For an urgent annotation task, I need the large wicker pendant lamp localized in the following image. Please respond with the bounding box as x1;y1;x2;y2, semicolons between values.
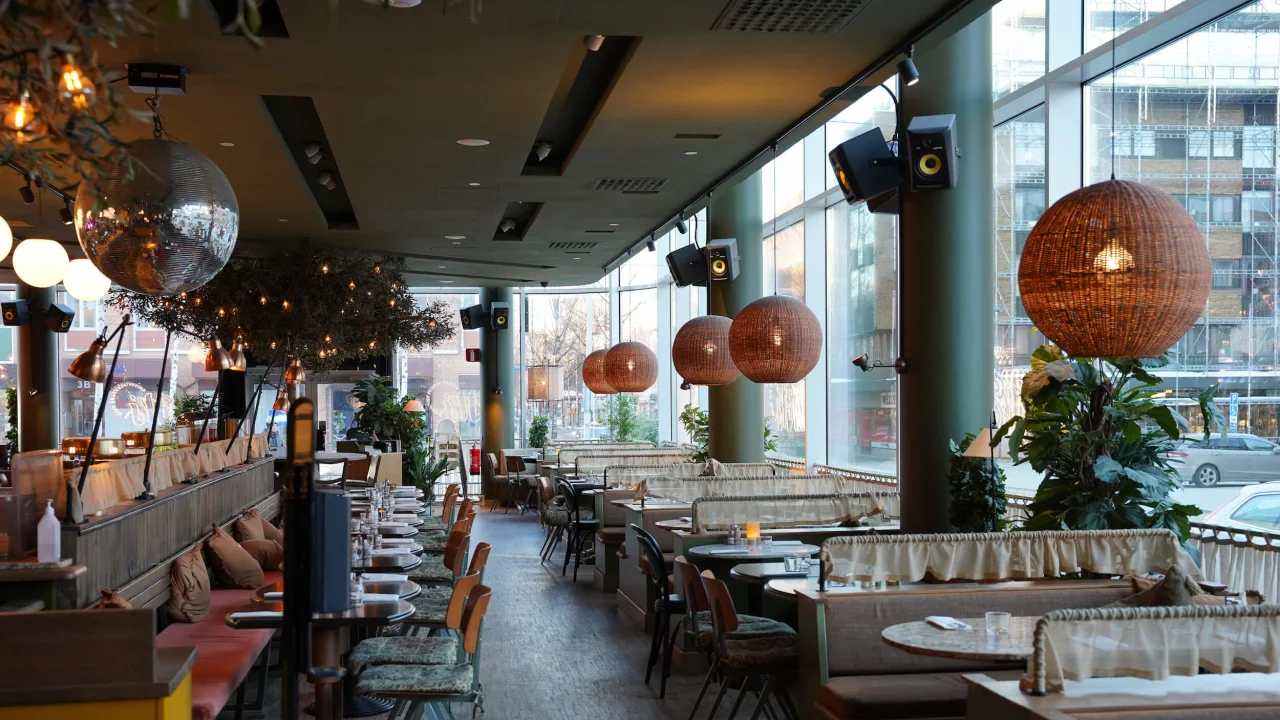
604;341;658;392
1017;179;1210;359
582;349;616;395
673;315;740;386
728;295;822;383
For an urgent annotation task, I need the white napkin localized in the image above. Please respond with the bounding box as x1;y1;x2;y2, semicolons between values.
231;611;283;619
378;522;409;528
380;538;414;546
263;591;284;600
360;573;408;583
371;548;407;556
360;593;401;603
710;547;750;555
772;540;803;546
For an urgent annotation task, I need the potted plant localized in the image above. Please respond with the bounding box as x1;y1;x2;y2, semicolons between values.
173;392;209;427
405;435;450;506
995;345;1222;542
679;404;711;463
528;415;550;451
948;432;1008;533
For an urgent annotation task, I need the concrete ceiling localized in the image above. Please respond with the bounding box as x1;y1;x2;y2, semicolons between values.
0;0;991;287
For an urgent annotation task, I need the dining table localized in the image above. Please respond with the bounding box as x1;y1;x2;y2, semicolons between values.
729;561;816;615
351;553;422;573
254;578;422;602
880;616;1037;663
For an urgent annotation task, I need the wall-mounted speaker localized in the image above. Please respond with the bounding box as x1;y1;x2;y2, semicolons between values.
459;304;486;330
489;302;510;330
828;128;899;214
706;238;739;282
44;303;75;333
907;114;959;191
666;243;707;288
1;299;29;327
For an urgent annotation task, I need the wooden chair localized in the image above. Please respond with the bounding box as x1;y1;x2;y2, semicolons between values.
356;585;494;719
504;455;539;515
485;452;509;511
702;575;799;719
538;476;568;562
421;485;459;532
350;564;488;668
343;455;372;483
408;529;470;588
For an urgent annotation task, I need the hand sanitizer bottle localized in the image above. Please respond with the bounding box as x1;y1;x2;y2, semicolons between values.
37;500;60;563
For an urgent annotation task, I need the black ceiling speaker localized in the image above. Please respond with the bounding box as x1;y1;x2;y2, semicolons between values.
459;304;487;330
44;303;75;333
707;238;740;282
489;302;510;331
907;114;959;191
1;299;29;327
666;243;707;288
828;128;899;214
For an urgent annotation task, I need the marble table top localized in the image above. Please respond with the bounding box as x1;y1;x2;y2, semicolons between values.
881;616;1037;663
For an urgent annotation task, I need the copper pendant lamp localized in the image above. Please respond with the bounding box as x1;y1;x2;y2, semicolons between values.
68;336;108;383
228;339;248;371
728;295;822;383
272;392;290;412
1017;179;1209;358
283;358;307;386
672;315;740;386
204;339;233;372
582;349;616;395
604;341;658;393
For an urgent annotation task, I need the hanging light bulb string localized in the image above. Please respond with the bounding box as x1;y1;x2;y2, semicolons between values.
1110;0;1117;182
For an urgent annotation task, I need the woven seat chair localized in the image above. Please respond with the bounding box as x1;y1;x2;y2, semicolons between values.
408;529;469;587
355;584;493;720
699;575;798;720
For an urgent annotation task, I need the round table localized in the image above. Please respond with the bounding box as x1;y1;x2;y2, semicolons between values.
352;553;422;573
729;561;813;615
253;579;422;602
881;616;1037;663
352;525;419;538
655;518;692;531
686;543;820;561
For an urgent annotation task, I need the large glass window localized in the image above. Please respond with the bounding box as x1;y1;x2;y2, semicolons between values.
992;0;1046;100
401;292;482;442
1085;0;1187;53
523;292;610;442
762;221;806;460
618;288;659;443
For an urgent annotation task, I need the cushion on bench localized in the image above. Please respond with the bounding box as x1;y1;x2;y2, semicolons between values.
597;527;626;542
816;669;1023;720
156;572;281;720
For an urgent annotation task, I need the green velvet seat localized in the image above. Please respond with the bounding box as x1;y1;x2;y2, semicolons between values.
349;636;458;668
408;556;453;583
356;664;474;696
689;611;795;649
719;634;799;670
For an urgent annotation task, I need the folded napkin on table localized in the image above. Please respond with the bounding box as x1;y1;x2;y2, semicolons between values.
361;573;408;582
231;611;283;619
263;591;284;600
360;593;401;603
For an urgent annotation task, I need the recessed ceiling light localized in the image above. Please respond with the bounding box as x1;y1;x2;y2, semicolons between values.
456;139;490;147
441;280;455;284
445;235;466;240
469;182;481;187
573;257;581;260
277;218;288;223
609;223;619;227
452;242;462;247
439;265;446;269
220;142;235;147
684;150;698;156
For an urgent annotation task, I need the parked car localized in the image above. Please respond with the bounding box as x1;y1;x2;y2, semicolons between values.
1168;433;1280;487
1201;482;1280;532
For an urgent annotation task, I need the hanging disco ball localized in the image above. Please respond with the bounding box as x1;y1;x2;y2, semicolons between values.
75;138;239;295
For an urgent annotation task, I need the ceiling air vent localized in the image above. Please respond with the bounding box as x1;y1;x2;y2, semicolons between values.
711;0;868;33
548;242;600;251
592;178;669;195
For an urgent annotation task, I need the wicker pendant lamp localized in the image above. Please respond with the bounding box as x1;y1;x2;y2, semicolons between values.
673;315;740;386
728;295;822;383
581;349;616;395
604;341;658;392
1017;179;1210;358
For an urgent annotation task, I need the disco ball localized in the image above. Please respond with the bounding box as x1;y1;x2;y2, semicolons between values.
75;138;239;295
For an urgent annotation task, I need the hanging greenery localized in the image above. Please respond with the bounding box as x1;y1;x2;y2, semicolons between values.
110;247;456;374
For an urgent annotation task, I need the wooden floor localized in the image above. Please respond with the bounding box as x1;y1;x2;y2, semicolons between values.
259;507;710;719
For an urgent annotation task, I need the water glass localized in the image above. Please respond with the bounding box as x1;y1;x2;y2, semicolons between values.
986;611;1012;635
761;536;774;550
350;573;363;604
783;555;801;572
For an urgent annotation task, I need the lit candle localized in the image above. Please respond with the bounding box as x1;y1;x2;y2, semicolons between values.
745;522;760;540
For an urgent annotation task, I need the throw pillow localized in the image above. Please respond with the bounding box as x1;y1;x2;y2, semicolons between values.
234;510;265;541
167;545;211;622
206;524;265;589
97;588;132;609
1108;565;1198;608
240;539;284;571
259;516;284;545
1129;571;1204;598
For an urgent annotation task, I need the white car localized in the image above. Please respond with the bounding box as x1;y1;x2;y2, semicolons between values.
1167;433;1280;487
1201;482;1280;532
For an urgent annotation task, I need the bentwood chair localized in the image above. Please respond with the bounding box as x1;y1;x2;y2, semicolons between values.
343;455;372;483
538;476;568;562
404;566;481;636
356;585;494;720
558;480;598;580
418;509;476;554
504;456;539;515
702;575;799;720
633;525;684;699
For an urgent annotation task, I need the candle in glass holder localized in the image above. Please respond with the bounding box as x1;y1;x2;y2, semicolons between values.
745;522;760;540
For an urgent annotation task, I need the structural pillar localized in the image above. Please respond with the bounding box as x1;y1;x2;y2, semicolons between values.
16;284;58;452
480;286;514;499
708;172;765;463
898;16;995;532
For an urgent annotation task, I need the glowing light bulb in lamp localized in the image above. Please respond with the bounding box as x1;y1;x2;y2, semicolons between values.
12;239;67;287
1093;241;1134;274
63;258;111;301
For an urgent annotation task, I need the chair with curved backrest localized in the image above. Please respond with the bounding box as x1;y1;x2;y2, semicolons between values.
403;569;482;634
558;480;598;580
356;585;494;719
422;485;458;532
537;476;568;562
343;455;372;482
632;525;684;699
505;455;539;515
408;529;470;587
350;568;484;667
485;452;508;511
702;574;799;720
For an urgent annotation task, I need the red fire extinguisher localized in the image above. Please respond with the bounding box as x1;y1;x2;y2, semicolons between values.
469;447;481;475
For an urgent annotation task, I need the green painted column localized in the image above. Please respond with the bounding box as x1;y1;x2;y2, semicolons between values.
16;284;58;451
708;172;764;463
479;286;514;499
898;16;995;532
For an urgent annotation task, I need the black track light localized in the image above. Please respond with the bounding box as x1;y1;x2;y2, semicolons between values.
676;217;688;235
646;236;656;252
897;46;920;87
18;181;34;204
59;204;73;225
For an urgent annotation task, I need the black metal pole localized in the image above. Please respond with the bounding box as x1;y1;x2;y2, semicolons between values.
243;356;280;459
138;331;172;500
225;349;281;458
281;397;316;720
75;316;131;504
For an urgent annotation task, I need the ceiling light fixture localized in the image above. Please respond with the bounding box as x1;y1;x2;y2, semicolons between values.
457;138;490;147
18;181;34;204
609;223;619;227
445;235;466;240
646;237;656;253
316;171;332;186
59;203;73;225
304;141;322;157
499;219;517;233
533;142;552;161
278;218;288;223
684;150;698;156
676;215;688;235
219;142;235;147
584;35;605;51
897;45;920;87
469;182;481;187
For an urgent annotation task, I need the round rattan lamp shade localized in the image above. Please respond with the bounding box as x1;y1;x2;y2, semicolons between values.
1018;179;1210;359
729;295;822;383
604;342;658;393
673;315;740;386
582;349;616;395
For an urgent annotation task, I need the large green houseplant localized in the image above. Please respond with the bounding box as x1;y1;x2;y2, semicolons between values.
994;346;1223;542
948;432;1008;533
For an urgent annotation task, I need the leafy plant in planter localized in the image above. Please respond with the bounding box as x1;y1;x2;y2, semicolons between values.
605;394;639;442
680;404;711;463
405;435;450;506
949;432;1008;533
528;415;550;450
345;376;424;446
173;392;209;425
995;346;1223;542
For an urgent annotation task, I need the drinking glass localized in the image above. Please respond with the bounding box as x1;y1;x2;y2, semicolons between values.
761;536;774;550
986;611;1012;635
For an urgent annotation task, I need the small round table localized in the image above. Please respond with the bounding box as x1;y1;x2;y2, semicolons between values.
253;579;422;602
655;518;692;531
881;616;1037;663
686;543;820;562
729;561;813;615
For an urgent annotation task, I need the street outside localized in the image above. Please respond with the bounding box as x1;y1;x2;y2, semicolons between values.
997;460;1238;521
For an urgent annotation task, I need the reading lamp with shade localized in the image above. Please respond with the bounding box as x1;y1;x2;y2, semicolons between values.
68;336;108;383
403;398;425;413
962;411;1003;481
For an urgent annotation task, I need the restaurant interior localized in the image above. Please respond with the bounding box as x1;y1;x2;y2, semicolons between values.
0;0;1279;718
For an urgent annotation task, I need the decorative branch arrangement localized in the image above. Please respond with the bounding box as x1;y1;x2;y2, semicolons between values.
110;248;457;374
